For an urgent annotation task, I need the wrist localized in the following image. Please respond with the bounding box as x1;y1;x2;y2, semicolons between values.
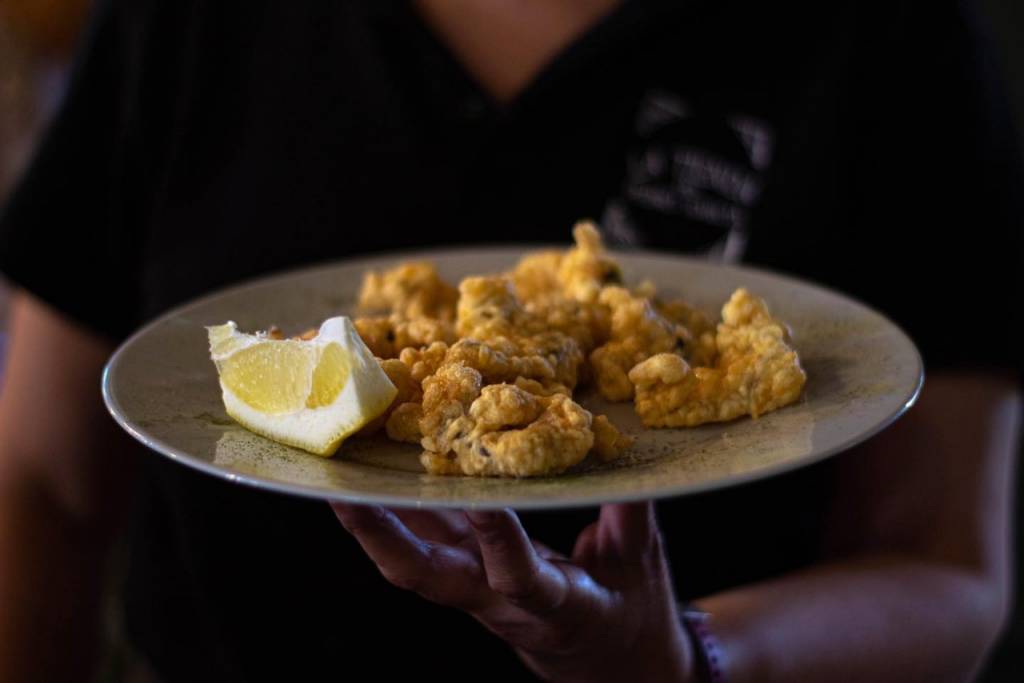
626;602;699;683
517;609;697;683
679;603;726;683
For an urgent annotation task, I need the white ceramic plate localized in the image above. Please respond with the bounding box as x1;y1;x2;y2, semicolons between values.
102;247;922;510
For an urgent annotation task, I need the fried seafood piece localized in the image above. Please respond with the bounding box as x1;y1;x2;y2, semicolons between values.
556;221;623;303
455;277;584;388
386;402;423;443
354;315;455;359
393;332;576;396
399;341;450;386
379;358;418;404
632;281;716;366
357;261;458;321
380;324;587;446
514;332;585;389
589;286;686;401
509;222;619;350
510;222;621;304
512;377;571;397
591;415;634;462
510;249;564;306
397;338;577;395
655;299;717;367
380;337;583;447
523;298;610;354
446;337;581;389
456;275;531;339
419;375;596;478
419;363;486;456
367;342;450;444
357;358;418;437
628;289;806;427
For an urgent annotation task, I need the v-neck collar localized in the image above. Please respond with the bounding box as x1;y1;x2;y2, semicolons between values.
380;0;693;121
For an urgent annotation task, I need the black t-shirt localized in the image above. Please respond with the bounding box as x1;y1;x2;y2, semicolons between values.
1;1;1020;680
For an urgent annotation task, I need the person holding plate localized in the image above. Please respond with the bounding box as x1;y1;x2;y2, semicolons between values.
0;0;1021;681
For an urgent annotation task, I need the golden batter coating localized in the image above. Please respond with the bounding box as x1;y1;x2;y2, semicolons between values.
523;298;610;355
354;315;456;359
371;343;454;444
511;249;564;306
509;222;619;350
455;276;584;389
399;341;449;386
357;358;417;437
419;452;464;476
655;298;718;367
385;402;423;443
629;289;806;427
374;299;588;452
446;338;579;389
419;380;595;478
342;224;804;478
379;358;418;404
419;363;484;456
589;286;685;401
510;222;620;301
386;334;582;452
353;317;392;355
512;377;571;397
556;221;624;303
507;223;622;353
362;345;450;444
456;275;531;339
358;261;458;322
591;415;634;463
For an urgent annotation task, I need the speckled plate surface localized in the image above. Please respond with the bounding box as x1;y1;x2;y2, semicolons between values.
102;247;922;510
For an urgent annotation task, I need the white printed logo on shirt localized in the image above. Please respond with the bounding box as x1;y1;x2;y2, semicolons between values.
602;89;775;263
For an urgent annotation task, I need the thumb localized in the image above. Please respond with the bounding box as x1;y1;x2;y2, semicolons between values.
597;501;659;560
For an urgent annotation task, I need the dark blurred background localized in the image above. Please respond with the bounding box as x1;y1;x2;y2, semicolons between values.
0;1;1021;679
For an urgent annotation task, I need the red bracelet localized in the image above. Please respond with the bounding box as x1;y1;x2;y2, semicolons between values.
680;605;726;683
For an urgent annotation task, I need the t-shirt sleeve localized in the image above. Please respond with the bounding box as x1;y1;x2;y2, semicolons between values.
745;0;1023;375
0;0;143;340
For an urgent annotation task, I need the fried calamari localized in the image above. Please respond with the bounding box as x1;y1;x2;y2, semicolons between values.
589;286;686;401
456;276;584;389
509;221;618;353
357;261;458;322
345;222;804;478
354;315;455;359
629;289;806;427
418;365;596;477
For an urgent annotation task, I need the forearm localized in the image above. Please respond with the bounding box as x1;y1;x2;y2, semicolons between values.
0;293;138;681
0;476;112;682
691;372;1020;682
694;554;1002;682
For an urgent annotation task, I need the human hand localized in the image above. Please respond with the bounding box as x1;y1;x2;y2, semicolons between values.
331;501;695;682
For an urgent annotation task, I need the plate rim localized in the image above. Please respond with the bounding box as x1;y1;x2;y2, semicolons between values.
101;245;925;510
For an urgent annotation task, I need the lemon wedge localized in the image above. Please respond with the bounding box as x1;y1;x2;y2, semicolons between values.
207;316;397;456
